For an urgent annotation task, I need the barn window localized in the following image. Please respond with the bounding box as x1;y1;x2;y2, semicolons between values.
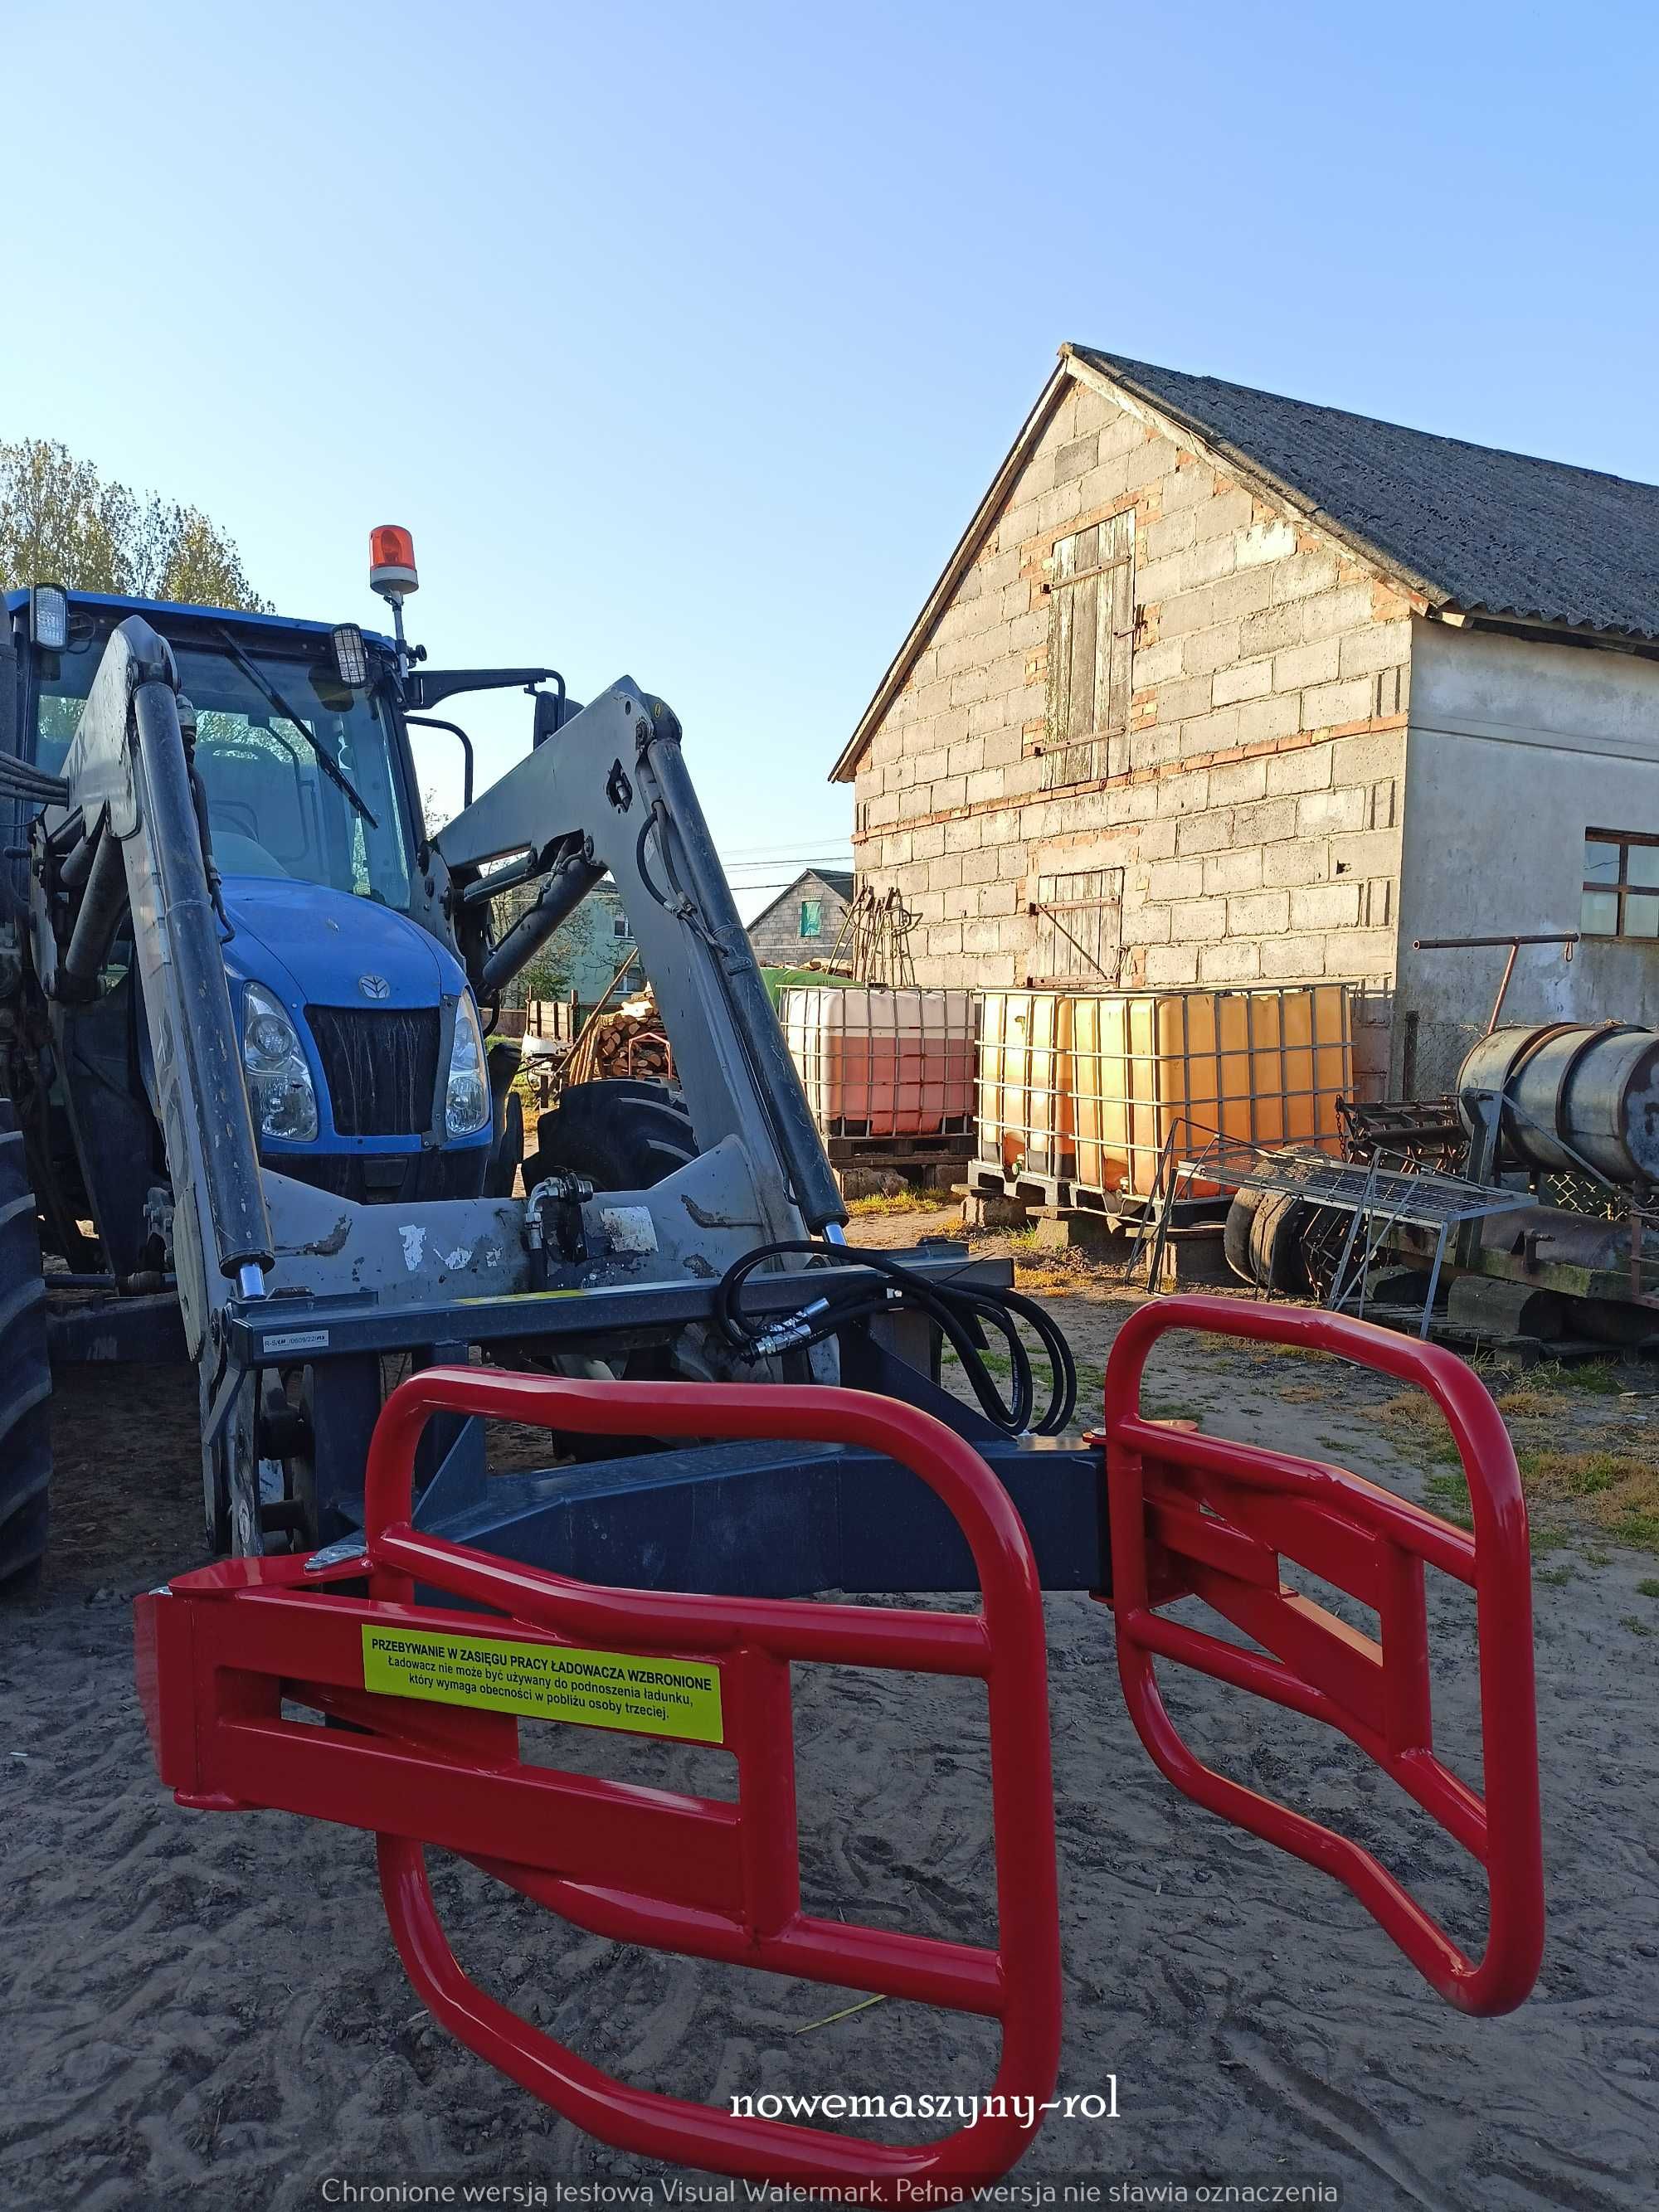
1043;512;1134;790
1583;830;1659;939
1029;868;1124;984
800;898;823;938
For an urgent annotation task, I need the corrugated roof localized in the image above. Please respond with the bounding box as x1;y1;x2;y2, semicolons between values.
1072;348;1659;641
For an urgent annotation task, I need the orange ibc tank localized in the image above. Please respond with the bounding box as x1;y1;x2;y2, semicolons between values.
974;991;1076;1181
781;987;975;1136
1070;984;1351;1198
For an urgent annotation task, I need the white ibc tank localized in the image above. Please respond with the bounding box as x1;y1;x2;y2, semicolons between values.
781;987;975;1137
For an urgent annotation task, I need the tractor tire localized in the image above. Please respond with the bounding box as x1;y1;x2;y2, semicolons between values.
1223;1187;1267;1284
1248;1190;1312;1296
0;1102;51;1589
522;1079;698;1194
486;1087;524;1199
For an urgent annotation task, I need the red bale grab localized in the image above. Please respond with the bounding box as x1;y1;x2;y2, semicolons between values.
135;1295;1545;2191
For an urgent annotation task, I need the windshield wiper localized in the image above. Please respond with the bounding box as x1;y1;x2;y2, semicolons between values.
214;628;379;829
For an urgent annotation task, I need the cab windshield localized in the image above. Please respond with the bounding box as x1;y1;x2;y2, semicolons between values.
35;628;416;910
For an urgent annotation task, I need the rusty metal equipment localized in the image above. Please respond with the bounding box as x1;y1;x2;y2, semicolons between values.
1185;1134;1535;1333
1219;1011;1659;1347
834;882;918;988
1457;1022;1659;1187
137;1296;1545;2192
1336;1096;1467;1175
1175;926;1659;1341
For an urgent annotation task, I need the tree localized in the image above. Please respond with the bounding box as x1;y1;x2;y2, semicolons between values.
130;496;266;607
0;438;267;609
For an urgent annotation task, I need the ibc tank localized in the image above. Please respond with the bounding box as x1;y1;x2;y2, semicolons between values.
1457;1023;1659;1185
1071;984;1351;1198
975;990;1075;1179
781;986;974;1136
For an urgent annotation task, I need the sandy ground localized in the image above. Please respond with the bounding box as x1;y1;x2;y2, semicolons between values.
2;1215;1657;2212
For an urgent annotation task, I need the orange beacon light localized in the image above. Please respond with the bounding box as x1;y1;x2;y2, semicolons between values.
369;526;418;599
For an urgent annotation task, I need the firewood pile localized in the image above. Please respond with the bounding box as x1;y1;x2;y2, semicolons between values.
567;990;674;1086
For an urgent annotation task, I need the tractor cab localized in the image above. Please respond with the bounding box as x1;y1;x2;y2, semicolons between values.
1;550;562;1262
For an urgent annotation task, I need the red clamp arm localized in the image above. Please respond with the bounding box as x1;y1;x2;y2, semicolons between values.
1104;1294;1545;2017
144;1371;1063;2193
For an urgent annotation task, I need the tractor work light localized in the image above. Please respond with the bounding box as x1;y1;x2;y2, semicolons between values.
29;585;68;652
370;525;418;600
331;623;368;687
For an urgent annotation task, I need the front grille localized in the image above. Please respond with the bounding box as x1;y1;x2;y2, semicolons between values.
277;1147;487;1204
306;1005;441;1137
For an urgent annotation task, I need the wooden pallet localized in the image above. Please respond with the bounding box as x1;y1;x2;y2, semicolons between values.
823;1115;971;1149
824;1129;975;1165
968;1158;1225;1228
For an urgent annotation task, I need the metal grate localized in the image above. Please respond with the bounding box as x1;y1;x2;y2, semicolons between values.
1140;1126;1536;1337
1185;1140;1532;1231
1535;1169;1623;1222
306;1006;440;1137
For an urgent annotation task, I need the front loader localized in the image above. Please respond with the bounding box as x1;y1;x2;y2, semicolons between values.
2;538;1000;1578
3;538;1549;2191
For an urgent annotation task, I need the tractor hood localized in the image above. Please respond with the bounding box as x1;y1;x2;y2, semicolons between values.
217;877;464;1010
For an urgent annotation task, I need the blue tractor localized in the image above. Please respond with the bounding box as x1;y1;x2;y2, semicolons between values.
0;533;1029;1584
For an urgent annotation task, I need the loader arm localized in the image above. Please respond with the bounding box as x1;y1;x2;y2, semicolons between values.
32;616;272;1359
433;680;846;1242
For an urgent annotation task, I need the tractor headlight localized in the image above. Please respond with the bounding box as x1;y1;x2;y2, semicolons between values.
241;982;319;1143
445;992;491;1139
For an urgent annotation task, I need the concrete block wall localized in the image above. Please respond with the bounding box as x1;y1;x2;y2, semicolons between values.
848;368;1419;1091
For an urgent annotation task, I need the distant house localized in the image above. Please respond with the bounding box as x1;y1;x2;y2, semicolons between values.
834;345;1659;1096
509;876;640;1026
567;879;642;1009
747;868;854;967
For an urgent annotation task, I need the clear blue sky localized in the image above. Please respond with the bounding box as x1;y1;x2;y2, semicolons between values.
6;1;1657;916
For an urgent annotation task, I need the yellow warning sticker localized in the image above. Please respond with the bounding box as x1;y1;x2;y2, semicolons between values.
360;1624;723;1743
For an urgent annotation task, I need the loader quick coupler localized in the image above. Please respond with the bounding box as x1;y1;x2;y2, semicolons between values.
135;1296;1545;2194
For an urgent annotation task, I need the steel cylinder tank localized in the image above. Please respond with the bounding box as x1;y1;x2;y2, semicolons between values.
1457;1023;1659;1186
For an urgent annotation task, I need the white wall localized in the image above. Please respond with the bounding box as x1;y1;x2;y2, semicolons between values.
1395;620;1659;1094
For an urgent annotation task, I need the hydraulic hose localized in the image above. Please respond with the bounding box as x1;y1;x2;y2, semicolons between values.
0;755;70;807
713;1239;1077;1437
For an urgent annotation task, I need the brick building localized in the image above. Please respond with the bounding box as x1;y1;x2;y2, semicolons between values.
832;349;1659;1094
